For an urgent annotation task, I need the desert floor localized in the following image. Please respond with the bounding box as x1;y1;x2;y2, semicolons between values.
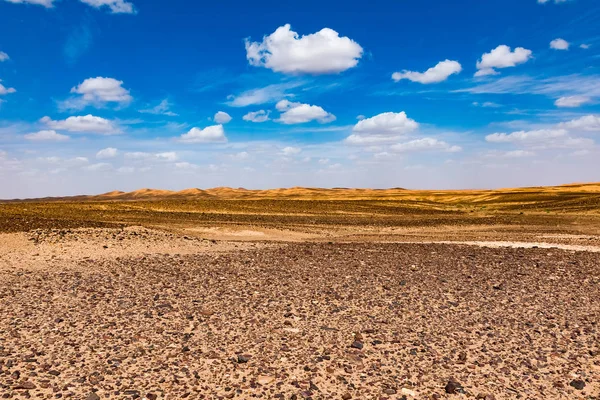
1;185;599;399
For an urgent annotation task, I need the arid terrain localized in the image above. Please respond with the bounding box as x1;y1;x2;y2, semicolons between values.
1;184;599;399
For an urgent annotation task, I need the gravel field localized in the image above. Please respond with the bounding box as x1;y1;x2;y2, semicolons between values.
1;227;599;399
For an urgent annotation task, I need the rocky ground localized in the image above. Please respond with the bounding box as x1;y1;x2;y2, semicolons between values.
0;227;599;399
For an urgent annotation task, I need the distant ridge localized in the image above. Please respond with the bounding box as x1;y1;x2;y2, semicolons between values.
2;182;600;202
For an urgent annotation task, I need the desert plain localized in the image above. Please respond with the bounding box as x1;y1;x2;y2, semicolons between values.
1;183;600;400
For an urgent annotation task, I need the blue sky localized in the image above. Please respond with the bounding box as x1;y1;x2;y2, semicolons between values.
1;0;599;197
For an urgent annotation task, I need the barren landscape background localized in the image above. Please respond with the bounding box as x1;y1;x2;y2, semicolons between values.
1;184;599;399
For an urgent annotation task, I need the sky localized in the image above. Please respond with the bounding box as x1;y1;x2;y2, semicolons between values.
1;0;600;198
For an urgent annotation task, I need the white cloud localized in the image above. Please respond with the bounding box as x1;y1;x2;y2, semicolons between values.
62;77;132;110
473;101;501;108
231;151;249;161
24;130;70;142
243;110;270;123
245;24;363;74
0;52;9;62
538;0;570;3
554;96;591;108
174;162;200;170
179;125;227;143
550;38;569;50
96;147;118;159
276;100;336;124
392;60;462;84
84;162;112;172
580;44;590;49
4;0;54;7
0;80;16;95
475;45;532;77
486;129;567;143
124;152;178;162
226;82;301;107
345;111;418;145
504;150;535;158
559;114;600;131
78;0;135;13
139;99;177;116
156;152;178;162
282;146;301;156
390;138;461;153
40;115;120;134
214;111;232;124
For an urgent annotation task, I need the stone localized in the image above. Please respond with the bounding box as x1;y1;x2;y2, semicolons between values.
86;393;100;400
570;380;585;390
350;341;363;350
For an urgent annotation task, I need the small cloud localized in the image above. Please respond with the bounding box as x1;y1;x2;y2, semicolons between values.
0;51;9;62
475;45;532;77
179;125;227;143
345;111;418;145
96;147;118;159
24;130;70;142
214;111;232;124
41;115;121;134
281;146;301;156
554;96;591;108
392;60;462;84
243;110;270;123
139;99;178;116
276;100;335;124
0;80;16;96
580;44;591;49
84;162;112;172
61;77;132;110
78;0;136;14
550;38;569;50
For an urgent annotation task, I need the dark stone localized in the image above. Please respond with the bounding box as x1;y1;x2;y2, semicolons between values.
570;380;585;390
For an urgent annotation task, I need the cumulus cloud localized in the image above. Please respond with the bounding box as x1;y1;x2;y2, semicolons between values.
345;112;419;145
554;96;591;108
475;45;532;77
3;0;54;7
0;51;9;62
282;146;301;156
61;77;132;110
40;115;120;135
0;80;16;95
78;0;135;13
214;111;232;124
245;24;363;74
392;60;462;84
96;147;118;159
559;114;600;131
24;130;70;142
179;125;227;143
243;110;270;123
275;100;336;124
550;38;570;50
390;138;461;153
139;99;178;116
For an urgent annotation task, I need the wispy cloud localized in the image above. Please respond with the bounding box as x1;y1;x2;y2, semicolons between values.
64;23;93;65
